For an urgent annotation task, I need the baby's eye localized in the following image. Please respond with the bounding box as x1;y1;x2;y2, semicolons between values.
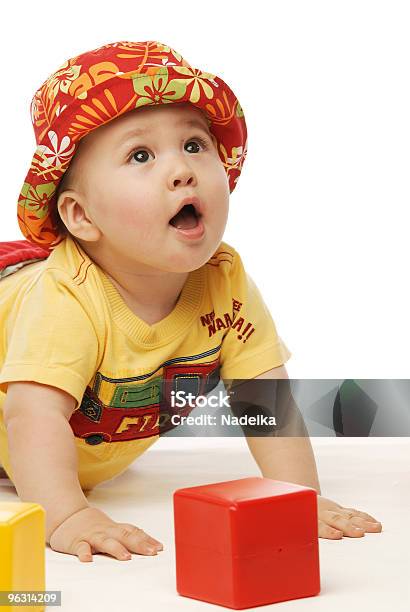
128;136;209;164
130;149;153;164
184;137;209;154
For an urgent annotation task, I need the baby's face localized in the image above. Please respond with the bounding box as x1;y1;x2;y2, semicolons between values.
63;102;230;272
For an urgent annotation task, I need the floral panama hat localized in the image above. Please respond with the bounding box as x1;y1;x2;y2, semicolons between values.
17;40;248;250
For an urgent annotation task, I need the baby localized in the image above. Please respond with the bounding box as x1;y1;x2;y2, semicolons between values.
0;40;381;562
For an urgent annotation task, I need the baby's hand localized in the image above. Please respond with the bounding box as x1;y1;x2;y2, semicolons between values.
317;496;382;539
49;507;164;562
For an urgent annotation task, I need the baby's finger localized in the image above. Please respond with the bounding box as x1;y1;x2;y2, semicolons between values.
318;520;343;540
113;525;161;555
348;516;383;533
323;511;365;537
90;535;132;561
75;540;93;563
343;507;381;524
121;523;163;551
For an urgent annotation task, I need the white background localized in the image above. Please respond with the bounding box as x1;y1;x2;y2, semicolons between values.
1;0;409;378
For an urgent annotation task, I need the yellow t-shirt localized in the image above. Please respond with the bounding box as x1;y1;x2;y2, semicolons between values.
0;235;291;489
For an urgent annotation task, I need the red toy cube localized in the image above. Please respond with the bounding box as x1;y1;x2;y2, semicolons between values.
173;477;320;609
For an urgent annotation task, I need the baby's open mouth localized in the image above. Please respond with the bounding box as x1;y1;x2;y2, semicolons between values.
169;204;201;230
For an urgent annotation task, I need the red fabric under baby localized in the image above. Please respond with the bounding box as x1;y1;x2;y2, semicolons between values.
0;240;50;272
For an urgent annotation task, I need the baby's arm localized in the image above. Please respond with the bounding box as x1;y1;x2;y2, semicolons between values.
3;382;163;561
242;365;321;491
3;381;89;539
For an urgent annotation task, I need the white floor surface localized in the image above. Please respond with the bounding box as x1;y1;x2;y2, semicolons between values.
0;437;409;611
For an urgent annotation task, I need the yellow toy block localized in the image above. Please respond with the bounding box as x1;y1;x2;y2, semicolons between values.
0;503;45;612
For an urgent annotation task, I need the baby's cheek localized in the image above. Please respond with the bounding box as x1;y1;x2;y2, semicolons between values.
120;200;160;240
113;195;145;223
209;161;230;198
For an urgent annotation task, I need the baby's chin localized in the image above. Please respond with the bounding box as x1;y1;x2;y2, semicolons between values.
161;240;223;272
156;257;207;275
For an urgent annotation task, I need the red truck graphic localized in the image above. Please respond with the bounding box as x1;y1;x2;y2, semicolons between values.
69;357;221;445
